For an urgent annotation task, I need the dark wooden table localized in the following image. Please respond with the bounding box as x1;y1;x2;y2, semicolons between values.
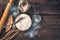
0;0;60;40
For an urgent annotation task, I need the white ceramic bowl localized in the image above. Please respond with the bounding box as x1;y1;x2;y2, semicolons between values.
15;14;32;31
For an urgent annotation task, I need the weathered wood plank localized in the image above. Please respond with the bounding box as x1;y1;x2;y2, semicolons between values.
0;0;60;14
12;29;60;40
0;0;60;40
41;16;60;28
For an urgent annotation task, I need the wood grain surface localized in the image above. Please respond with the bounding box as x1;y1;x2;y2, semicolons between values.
0;0;60;40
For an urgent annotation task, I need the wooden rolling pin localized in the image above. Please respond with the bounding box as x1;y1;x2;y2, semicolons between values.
0;0;13;33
